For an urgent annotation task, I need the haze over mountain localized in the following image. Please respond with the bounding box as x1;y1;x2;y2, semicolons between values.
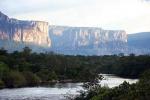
127;32;150;54
0;12;150;55
49;26;127;55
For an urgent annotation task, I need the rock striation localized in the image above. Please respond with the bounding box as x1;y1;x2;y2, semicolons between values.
0;11;130;55
49;26;127;55
0;11;51;52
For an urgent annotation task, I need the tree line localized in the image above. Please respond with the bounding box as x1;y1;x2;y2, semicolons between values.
74;69;150;100
0;47;150;88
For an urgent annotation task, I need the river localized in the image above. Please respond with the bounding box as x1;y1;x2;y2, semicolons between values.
0;74;138;100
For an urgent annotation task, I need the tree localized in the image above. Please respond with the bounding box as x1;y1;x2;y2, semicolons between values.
0;47;7;55
48;71;58;81
22;47;32;57
23;71;41;86
118;53;124;57
0;80;5;88
0;62;9;79
3;71;26;88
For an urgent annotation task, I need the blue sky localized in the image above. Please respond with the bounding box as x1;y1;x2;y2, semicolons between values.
0;0;150;34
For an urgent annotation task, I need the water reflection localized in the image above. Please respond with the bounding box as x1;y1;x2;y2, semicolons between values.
0;74;138;100
101;74;138;88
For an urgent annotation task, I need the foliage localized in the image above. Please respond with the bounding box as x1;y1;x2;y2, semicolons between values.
0;47;150;89
23;71;41;86
0;62;9;79
0;80;5;89
74;70;150;100
3;71;26;88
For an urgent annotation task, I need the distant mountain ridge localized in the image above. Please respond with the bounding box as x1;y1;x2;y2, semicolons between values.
128;32;150;49
127;32;150;54
0;11;150;55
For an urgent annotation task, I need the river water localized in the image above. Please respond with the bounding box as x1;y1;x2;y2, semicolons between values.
0;74;138;100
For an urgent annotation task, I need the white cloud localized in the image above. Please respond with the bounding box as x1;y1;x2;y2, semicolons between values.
0;0;150;34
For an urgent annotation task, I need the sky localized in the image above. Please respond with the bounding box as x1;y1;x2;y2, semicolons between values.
0;0;150;34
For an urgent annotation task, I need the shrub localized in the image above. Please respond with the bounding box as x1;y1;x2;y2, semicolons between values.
3;71;26;88
0;80;5;89
23;71;41;86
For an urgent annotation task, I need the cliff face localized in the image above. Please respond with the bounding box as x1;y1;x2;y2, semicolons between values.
0;12;129;55
49;26;127;55
0;12;51;51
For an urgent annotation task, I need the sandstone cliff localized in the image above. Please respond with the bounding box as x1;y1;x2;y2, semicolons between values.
49;26;127;55
0;11;129;55
0;11;51;51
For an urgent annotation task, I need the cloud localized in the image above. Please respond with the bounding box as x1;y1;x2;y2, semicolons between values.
0;0;150;33
141;0;150;2
0;0;90;15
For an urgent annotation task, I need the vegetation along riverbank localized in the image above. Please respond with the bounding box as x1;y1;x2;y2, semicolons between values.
0;47;150;89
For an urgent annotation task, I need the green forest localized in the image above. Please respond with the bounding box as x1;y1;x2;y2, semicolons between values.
74;69;150;100
0;47;150;91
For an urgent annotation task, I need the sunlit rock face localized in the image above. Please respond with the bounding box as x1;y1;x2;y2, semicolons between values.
0;11;51;52
0;12;129;55
49;26;127;55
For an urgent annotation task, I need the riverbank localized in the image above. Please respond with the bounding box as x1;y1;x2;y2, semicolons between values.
0;74;138;100
74;70;150;100
0;79;89;89
0;74;138;89
0;48;149;90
